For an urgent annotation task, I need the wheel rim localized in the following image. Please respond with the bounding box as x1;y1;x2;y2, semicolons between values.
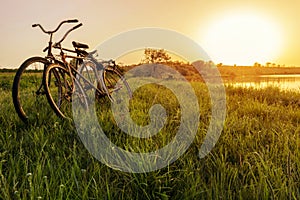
13;58;52;123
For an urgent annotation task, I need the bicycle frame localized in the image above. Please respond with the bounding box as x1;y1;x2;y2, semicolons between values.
50;45;107;102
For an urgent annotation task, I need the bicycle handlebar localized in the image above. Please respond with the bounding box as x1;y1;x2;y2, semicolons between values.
39;21;83;53
32;19;79;34
72;23;83;30
54;23;83;47
66;19;79;23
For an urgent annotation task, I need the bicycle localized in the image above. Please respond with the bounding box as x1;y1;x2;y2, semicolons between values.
43;43;132;120
12;19;80;123
13;20;132;122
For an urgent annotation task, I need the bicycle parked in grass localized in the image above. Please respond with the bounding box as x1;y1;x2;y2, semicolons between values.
12;19;132;124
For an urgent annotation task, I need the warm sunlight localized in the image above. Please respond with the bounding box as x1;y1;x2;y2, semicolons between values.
202;12;283;66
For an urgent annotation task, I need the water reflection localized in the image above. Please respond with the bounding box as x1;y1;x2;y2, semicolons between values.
224;74;300;91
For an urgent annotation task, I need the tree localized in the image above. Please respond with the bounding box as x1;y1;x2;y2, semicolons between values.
253;62;261;67
217;63;223;67
142;48;171;63
265;62;271;67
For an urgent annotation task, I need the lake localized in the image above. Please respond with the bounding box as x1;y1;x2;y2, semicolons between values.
223;74;300;91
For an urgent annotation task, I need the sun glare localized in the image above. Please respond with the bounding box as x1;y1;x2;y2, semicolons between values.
201;13;283;66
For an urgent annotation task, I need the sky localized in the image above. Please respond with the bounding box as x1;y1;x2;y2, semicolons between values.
1;0;300;68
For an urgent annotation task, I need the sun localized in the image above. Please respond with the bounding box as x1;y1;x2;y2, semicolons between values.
201;12;283;66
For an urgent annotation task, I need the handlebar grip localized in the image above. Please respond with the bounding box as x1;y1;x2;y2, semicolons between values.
67;19;78;23
32;24;38;27
73;23;83;30
89;50;97;55
43;46;49;52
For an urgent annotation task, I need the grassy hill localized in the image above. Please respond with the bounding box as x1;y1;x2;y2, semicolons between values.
122;62;300;81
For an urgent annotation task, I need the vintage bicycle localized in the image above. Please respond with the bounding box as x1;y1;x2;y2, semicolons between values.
12;19;132;123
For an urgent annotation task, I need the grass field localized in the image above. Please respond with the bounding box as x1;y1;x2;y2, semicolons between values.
0;72;300;199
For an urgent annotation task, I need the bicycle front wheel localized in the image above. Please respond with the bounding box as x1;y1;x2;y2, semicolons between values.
43;63;88;120
12;57;53;124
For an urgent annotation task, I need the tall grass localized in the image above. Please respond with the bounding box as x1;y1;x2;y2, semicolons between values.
0;73;299;199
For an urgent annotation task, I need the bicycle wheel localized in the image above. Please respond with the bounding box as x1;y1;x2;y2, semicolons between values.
102;67;132;101
77;60;106;99
12;57;53;123
43;63;88;119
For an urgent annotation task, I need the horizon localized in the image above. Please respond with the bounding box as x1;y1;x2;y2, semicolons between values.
1;0;300;68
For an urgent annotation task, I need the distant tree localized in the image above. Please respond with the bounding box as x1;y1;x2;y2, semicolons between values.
253;62;261;67
217;63;223;67
266;62;271;67
143;48;171;63
208;60;214;65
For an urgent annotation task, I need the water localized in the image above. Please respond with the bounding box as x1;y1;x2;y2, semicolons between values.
223;74;300;91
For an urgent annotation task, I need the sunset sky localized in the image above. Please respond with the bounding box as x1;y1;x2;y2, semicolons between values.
1;0;300;68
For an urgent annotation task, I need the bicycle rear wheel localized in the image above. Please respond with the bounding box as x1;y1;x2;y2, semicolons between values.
102;67;132;101
12;57;53;124
43;63;88;120
77;60;107;99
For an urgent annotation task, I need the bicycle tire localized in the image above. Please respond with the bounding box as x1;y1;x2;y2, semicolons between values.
43;63;88;119
101;67;132;101
77;60;108;99
12;56;52;123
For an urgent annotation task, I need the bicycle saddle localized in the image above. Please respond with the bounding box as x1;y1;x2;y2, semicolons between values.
72;41;89;49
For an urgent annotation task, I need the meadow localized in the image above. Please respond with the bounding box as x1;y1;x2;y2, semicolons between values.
0;72;300;199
